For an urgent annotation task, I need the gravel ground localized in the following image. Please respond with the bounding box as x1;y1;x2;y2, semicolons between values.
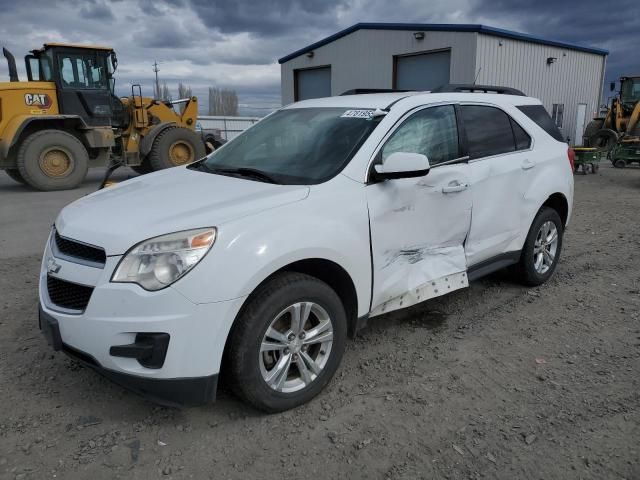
0;165;638;480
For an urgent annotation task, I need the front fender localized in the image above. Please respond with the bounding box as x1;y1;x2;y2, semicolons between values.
172;177;372;316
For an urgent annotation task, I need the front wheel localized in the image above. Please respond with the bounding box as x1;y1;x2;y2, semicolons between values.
227;273;347;412
4;168;27;185
16;130;89;191
515;207;564;286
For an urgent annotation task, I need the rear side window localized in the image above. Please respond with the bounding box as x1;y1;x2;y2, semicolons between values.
511;119;531;150
460;105;515;159
517;105;565;142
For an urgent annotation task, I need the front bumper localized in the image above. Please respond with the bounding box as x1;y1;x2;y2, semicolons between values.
40;304;217;406
39;231;246;406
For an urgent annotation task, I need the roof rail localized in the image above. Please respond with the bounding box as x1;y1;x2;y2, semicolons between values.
340;88;412;96
432;84;526;96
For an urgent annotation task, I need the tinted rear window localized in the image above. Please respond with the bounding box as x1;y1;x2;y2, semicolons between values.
460;105;515;159
517;105;565;142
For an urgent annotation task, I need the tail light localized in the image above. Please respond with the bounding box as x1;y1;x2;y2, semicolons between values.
567;148;575;171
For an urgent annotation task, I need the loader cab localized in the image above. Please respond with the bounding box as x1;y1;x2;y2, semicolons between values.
620;76;640;107
27;44;119;127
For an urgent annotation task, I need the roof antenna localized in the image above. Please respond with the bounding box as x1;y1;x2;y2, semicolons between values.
473;67;482;85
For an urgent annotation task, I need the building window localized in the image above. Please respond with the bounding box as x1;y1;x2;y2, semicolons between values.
551;103;564;128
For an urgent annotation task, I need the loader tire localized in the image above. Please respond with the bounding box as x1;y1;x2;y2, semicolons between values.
130;158;153;175
582;120;603;147
148;127;206;171
16;130;89;191
5;168;27;185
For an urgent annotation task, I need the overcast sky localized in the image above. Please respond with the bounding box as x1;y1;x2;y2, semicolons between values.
0;0;637;116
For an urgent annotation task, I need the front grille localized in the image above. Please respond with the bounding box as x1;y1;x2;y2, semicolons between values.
54;230;106;266
47;275;94;312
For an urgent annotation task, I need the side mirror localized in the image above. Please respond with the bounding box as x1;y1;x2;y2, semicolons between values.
610;82;615;92
373;152;430;180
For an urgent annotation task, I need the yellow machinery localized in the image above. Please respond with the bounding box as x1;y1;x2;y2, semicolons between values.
0;44;205;190
584;75;640;167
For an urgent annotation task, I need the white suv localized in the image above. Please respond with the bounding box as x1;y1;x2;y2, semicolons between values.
39;87;574;412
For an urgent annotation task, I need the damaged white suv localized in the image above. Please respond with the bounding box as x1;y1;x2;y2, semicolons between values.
40;86;573;412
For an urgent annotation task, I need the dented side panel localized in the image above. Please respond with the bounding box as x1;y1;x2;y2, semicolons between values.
367;164;472;314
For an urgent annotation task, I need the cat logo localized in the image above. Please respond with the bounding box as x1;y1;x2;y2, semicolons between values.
24;93;52;110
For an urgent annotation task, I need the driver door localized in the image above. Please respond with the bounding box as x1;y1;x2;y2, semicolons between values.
366;104;472;316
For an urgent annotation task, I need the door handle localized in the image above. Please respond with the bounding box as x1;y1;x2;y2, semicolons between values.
442;181;469;194
521;158;536;170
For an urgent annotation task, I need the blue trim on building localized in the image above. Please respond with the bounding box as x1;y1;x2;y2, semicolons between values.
277;23;609;64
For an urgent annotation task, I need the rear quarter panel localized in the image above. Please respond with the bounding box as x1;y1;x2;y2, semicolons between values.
505;104;574;251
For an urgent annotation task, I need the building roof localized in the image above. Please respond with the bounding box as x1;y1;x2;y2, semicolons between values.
278;23;609;64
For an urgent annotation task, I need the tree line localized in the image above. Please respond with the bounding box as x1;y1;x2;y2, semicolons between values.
155;82;238;116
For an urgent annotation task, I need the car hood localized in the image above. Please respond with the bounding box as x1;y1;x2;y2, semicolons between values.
55;167;309;255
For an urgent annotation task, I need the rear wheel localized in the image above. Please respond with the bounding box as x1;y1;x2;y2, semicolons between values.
613;158;627;168
148;127;206;171
5;168;27;185
515;207;563;286
16;130;89;191
227;273;347;412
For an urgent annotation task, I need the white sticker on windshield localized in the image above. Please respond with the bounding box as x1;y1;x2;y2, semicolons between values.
341;109;375;119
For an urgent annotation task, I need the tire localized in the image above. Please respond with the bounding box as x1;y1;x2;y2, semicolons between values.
16;129;88;191
148;127;206;171
130;159;153;175
613;158;627;168
590;129;618;150
5;168;27;185
515;207;564;286
227;272;347;413
582;119;603;147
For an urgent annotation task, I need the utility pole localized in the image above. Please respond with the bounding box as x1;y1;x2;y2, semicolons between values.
152;61;160;99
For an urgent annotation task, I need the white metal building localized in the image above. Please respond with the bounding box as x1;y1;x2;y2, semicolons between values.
279;23;608;144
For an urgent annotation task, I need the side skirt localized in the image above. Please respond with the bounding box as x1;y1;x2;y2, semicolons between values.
466;251;521;282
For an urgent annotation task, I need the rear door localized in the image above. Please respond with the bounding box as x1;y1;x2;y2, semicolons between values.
367;104;472;316
461;104;533;266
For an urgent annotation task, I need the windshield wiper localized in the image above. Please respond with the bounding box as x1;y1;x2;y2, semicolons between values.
205;166;280;184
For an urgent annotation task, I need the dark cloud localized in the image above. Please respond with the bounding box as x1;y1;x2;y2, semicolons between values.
79;1;115;21
189;0;348;36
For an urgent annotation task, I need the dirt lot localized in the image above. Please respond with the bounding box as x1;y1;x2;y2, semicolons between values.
0;165;638;480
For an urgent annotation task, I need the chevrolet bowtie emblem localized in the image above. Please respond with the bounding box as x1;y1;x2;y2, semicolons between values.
47;258;61;274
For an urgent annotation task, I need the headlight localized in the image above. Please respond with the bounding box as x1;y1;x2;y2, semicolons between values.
112;228;216;291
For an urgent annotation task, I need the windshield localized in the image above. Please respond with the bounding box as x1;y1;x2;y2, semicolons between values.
197;108;381;185
621;78;640;104
57;53;109;90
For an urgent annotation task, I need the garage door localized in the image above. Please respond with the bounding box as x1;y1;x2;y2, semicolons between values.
395;50;451;91
295;67;331;101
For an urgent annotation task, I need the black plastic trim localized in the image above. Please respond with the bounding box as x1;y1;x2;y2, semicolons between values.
467;251;521;281
110;333;170;369
432;84;526;96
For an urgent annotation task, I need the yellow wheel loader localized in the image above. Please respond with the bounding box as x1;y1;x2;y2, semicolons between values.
584;75;640;167
0;44;205;190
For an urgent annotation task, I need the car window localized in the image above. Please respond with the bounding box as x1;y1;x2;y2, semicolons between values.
460;105;516;159
381;105;459;165
517;104;565;142
511;119;532;150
